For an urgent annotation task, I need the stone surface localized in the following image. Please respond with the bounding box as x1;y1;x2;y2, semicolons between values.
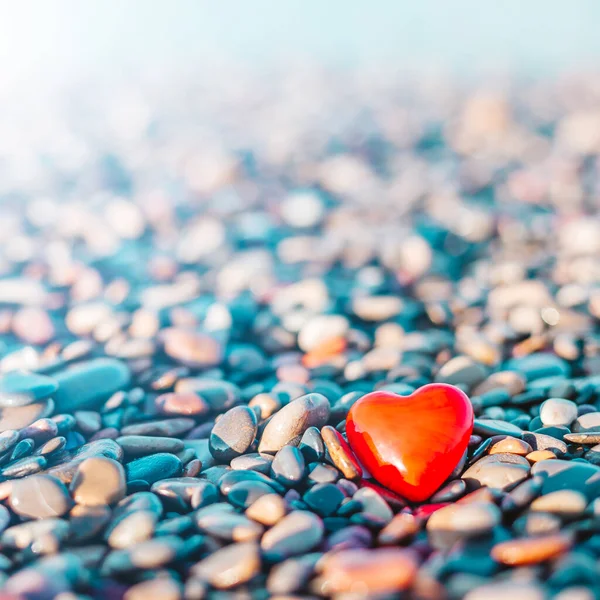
258;393;330;454
10;475;72;519
70;457;126;506
209;406;258;462
54;359;131;412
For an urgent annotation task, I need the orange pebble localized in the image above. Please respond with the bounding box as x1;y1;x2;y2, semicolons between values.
302;336;347;368
491;533;572;566
526;450;557;463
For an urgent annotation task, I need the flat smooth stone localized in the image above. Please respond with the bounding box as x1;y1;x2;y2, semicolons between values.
0;371;58;407
258;393;330;454
0;400;54;433
54;359;131;412
532;459;600;500
473;419;524;438
125;453;182;485
209;406;258;462
10;475;72;519
70;457;126;506
564;432;600;444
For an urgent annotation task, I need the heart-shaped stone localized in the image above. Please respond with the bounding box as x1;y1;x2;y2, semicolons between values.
346;384;473;502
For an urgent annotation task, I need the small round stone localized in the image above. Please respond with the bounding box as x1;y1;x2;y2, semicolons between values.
258;393;330;454
489;436;532;456
261;511;324;560
298;315;349;352
271;446;306;487
0;371;58;407
321;426;362;480
473;419;524;438
70;457;126;506
303;483;345;517
530;490;588;515
125;453;182;485
573;412;600;433
426;502;501;550
209;406;258;462
0;400;54;432
321;547;418;594
54;358;131;412
540;398;578;427
124;578;181;600
491;533;573;565
192;542;260;589
464;582;546;600
10;475;72;519
245;493;287;526
462;455;530;490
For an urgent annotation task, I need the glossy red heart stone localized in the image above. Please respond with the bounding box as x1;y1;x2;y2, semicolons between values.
346;383;473;502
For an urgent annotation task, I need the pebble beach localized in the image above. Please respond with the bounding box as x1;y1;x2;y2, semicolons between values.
1;68;600;599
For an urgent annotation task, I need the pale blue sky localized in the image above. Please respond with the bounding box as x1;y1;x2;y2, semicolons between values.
0;0;599;81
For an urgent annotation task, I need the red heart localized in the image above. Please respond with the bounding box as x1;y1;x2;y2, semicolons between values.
346;384;473;502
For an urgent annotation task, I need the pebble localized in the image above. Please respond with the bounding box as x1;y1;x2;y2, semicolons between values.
125;453;182;484
0;399;54;432
532;459;600;500
258;393;330;454
261;511;324;560
462;455;530;490
10;475;72;519
298;315;349;352
321;426;362;480
54;359;131;412
320;548;419;594
530;490;588;515
473;419;524;438
573;412;600;433
2;518;69;550
271;445;306;487
246;493;287;525
69;504;112;542
430;478;467;503
267;553;322;595
435;356;488;390
230;453;274;474
107;509;158;549
124;578;182;600
228;480;274;509
564;432;600;444
116;435;185;458
196;509;263;542
70;457;126;506
299;426;325;462
151;478;215;511
0;429;19;453
303;483;345;517
162;328;224;368
121;418;195;437
154;392;209;416
2;455;47;478
464;582;546;600
209;406;258;462
378;512;419;545
527;449;557;462
491;533;573;565
540;398;578;427
192;542;261;589
0;371;58;407
489;436;532;456
523;431;568;455
426;502;501;550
